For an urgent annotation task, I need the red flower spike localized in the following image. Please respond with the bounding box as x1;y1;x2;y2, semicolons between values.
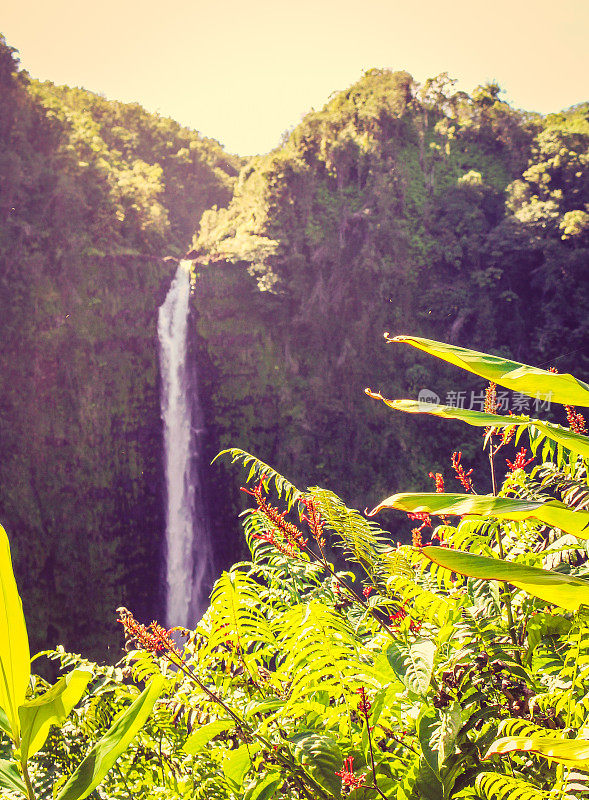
407;511;432;530
451;451;474;492
335;757;366;790
429;472;445;493
301;495;326;547
506;447;534;472
357;686;372;715
241;478;308;555
566;405;588;435
117;608;180;657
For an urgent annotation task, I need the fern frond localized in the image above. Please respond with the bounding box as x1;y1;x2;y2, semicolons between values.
216;448;303;508
275;602;380;723
386;573;453;627
475;771;550;800
310;487;393;576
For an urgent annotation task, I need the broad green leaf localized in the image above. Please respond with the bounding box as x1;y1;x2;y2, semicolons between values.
291;732;343;797
0;758;26;796
0;525;30;742
369;492;589;539
386;638;436;695
420;547;589;611
55;675;164;800
436;702;462;769
387;335;589;407
485;735;589;769
18;669;91;760
417;706;439;774
183;719;234;755
223;743;259;788
244;771;283;800
366;394;589;459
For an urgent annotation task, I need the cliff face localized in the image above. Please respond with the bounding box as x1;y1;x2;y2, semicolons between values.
191;72;589;568
0;36;239;658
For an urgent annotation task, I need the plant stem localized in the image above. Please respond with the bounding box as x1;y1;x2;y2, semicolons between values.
489;440;520;659
559;620;584;799
21;760;36;800
360;693;388;800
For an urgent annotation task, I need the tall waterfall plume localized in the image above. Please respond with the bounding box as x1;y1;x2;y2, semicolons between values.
158;260;213;628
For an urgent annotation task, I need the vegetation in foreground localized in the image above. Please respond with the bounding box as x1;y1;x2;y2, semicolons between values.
3;337;589;798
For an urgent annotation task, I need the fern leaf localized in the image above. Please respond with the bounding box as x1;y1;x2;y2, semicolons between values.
216;448;302;507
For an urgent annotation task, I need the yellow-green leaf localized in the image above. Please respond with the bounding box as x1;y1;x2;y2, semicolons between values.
366;394;589;459
420;547;589;610
0;758;26;796
183;719;234;755
387;335;589;407
485;735;589;769
369;492;589;539
55;675;164;800
18;669;92;760
0;525;30;743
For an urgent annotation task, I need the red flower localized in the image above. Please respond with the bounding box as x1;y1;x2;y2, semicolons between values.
335;757;366;790
429;472;445;493
506;447;534;472
451;451;474;492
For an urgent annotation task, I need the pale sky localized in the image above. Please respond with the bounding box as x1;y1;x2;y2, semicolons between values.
2;0;588;156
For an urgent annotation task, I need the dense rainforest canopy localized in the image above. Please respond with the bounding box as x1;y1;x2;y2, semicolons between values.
0;33;587;659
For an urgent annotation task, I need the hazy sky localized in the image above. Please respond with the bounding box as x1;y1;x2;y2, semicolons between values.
3;0;588;155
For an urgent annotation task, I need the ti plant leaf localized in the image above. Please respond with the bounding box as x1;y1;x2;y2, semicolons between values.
18;669;92;760
419;547;589;611
368;492;589;539
0;524;30;743
55;675;164;800
366;394;589;459
386;335;589;407
485;735;589;770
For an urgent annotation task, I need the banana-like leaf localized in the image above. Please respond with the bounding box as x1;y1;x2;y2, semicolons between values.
0;525;30;742
366;394;589;459
55;675;164;800
419;547;589;611
369;492;589;539
485;735;589;769
387;335;589;407
0;758;26;796
18;669;92;760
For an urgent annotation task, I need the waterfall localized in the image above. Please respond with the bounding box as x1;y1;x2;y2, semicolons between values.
158;260;213;628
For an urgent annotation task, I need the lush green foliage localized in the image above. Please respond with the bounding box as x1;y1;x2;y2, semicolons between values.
3;338;589;798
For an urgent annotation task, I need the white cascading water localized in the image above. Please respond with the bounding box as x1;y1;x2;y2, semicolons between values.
158;260;213;628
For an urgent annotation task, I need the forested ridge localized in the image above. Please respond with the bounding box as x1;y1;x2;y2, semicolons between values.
0;32;587;659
